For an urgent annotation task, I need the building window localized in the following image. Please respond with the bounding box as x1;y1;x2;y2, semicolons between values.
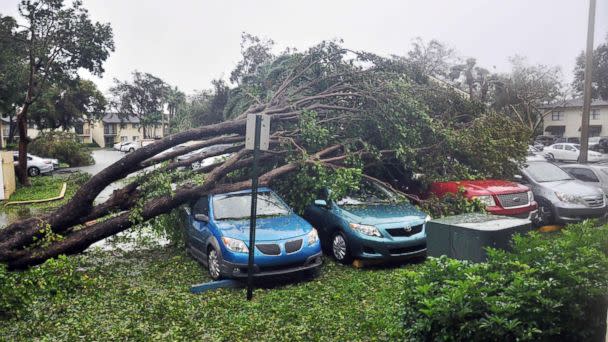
592;109;600;120
133;123;139;129
552;111;564;121
120;123;127;129
104;123;117;135
121;136;127;142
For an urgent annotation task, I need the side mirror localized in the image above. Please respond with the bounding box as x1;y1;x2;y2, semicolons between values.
194;214;209;222
320;188;332;201
314;199;328;207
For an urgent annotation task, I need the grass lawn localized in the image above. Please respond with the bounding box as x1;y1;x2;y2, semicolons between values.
7;175;65;202
0;246;419;341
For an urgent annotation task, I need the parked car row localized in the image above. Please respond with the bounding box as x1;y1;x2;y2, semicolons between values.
543;143;608;163
183;180;430;280
181;151;608;281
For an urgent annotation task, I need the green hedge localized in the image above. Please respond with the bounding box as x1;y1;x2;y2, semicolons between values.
29;131;94;167
402;221;608;341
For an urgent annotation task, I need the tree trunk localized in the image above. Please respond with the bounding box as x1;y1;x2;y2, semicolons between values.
16;103;31;186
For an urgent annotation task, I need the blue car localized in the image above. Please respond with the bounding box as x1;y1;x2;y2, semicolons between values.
303;180;430;264
183;188;322;280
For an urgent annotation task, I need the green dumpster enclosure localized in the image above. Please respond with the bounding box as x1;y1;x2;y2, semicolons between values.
426;213;533;262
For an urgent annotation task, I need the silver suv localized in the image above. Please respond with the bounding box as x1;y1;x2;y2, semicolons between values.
517;160;607;225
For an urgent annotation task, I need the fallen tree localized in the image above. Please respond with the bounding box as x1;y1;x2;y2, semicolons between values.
0;40;530;269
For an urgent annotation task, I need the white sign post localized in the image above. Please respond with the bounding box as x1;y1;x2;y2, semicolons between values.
245;114;270;151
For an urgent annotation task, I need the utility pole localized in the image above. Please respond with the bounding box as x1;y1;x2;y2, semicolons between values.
579;0;596;163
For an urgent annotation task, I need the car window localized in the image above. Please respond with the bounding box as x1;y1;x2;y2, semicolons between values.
213;191;290;220
566;168;599;183
564;145;575;151
336;180;400;206
523;162;573;182
553;144;563;150
192;196;209;216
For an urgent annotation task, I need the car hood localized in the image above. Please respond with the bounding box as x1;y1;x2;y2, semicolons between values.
215;213;312;242
446;180;528;194
337;203;427;225
541;179;603;196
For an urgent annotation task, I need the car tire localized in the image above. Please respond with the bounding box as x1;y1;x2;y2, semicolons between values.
331;231;353;264
546;153;555;161
28;166;40;177
207;246;223;281
536;198;554;227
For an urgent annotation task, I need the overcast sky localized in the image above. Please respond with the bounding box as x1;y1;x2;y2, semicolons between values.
1;0;607;95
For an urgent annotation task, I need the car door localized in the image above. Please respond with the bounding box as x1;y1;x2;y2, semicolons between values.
189;196;211;254
563;145;578;161
548;145;562;160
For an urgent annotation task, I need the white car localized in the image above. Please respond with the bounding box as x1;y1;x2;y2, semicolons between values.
12;152;55;176
119;141;141;153
113;142;128;151
544;143;608;163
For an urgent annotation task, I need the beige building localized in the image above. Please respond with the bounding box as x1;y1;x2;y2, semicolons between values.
91;113;166;148
1;113;168;148
542;98;608;138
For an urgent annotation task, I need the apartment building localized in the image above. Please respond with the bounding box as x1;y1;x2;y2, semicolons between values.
541;98;608;138
1;113;168;148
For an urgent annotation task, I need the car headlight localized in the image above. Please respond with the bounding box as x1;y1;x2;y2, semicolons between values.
473;195;496;207
555;191;586;206
349;223;381;237
527;191;534;202
425;215;432;222
307;229;319;246
221;237;248;253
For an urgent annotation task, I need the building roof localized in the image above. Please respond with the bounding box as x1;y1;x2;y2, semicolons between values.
102;113;140;124
540;97;608;110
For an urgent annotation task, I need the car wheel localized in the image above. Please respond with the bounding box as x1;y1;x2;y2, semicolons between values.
536;198;554;227
331;231;352;264
129;148;135;153
207;247;223;280
28;166;40;177
546;153;555;161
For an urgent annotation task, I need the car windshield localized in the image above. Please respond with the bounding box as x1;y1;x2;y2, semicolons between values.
213;191;290;220
336;180;401;206
524;162;573;182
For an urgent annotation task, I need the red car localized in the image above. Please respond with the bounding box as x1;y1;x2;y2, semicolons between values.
427;180;538;220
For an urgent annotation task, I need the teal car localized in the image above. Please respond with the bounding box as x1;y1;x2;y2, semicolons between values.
302;180;430;264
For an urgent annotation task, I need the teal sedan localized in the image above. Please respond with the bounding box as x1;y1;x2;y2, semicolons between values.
302;180;430;264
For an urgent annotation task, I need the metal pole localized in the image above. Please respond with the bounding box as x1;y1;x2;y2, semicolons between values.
246;115;262;300
579;0;596;164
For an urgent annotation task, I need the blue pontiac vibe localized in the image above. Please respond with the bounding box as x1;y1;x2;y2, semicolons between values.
183;188;322;280
303;180;430;264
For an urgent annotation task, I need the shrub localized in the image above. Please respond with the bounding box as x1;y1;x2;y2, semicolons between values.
402;221;608;341
29;131;94;167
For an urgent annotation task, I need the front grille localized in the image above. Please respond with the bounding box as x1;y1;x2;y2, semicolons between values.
584;195;605;208
285;239;303;253
386;224;423;237
389;243;426;255
256;243;280;255
497;192;529;208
